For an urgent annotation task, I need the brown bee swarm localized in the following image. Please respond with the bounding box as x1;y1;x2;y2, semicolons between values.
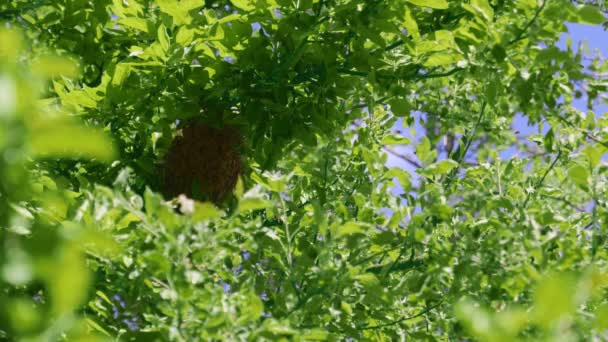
162;123;242;203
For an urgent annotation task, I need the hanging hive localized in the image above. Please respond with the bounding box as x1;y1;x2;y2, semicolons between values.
161;123;242;203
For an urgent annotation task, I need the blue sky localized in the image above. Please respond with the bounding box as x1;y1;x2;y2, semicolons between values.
387;24;608;184
386;23;608;195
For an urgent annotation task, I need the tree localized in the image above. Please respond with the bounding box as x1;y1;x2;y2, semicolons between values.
0;0;607;340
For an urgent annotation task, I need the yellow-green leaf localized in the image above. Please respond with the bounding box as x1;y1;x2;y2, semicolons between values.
568;164;590;189
575;5;605;25
407;0;448;10
231;0;255;11
335;221;365;238
158;24;170;52
31;56;79;78
424;52;464;67
403;5;420;40
192;202;224;222
239;198;270;213
533;273;579;326
421;159;458;177
381;134;411;145
30;121;116;162
118;17;150;33
594;303;608;329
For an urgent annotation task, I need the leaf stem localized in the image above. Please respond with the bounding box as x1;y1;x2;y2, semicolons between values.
509;0;547;45
522;149;562;210
359;300;444;330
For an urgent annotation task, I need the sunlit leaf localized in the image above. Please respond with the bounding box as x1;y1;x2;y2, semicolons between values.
334;221;366;238
568;164;590;189
574;5;605;25
31;56;79;78
231;0;255;11
118;17;150;33
29;121;116;162
407;0;448;10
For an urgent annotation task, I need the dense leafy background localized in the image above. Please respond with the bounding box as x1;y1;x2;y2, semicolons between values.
1;0;608;340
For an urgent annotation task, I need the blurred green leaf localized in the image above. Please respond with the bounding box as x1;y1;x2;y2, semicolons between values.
231;0;255;11
574;5;605;25
407;0;448;9
31;56;79;78
568;164;590;189
533;273;579;326
29;120;116;162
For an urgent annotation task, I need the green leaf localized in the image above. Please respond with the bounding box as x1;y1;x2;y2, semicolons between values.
266;173;287;192
86;318;112;337
568;164;590;189
381;134;411;145
31;56;79;78
403;5;420;40
239;198;270;213
574;5;605;25
354;273;380;288
234;177;244;199
385;168;412;191
157;24;170;52
47;246;90;315
192;202;224;222
334;221;366;238
231;0;255;11
533;273;579;326
111;64;132;86
118;17;150;33
176;27;196;45
594;303;608;329
416;137;437;165
95;291;114;306
30;121;116;162
469;0;494;22
389;98;412;117
485;78;500;104
582;145;601;168
423;52;464;67
543;128;554;153
218;13;243;25
60;90;98;109
421;159;458;177
144;187;163;214
237;292;264;324
407;0;448;10
455;300;495;340
300;329;330;340
157;0;202;25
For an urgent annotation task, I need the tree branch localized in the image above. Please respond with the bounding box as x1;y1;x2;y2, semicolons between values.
509;0;548;45
360;300;444;330
365;259;423;275
540;193;585;212
383;147;422;168
522;149;562;209
555;115;608;149
336;66;463;82
444;101;487;188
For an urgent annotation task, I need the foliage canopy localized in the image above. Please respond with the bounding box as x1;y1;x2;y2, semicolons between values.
1;0;608;340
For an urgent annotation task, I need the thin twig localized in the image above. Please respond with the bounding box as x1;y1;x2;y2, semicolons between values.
509;0;548;45
337;67;463;82
383;147;422;168
360;301;444;330
366;259;423;275
456;102;487;164
539;194;585;212
444;101;487;187
522;149;562;209
554;115;608;149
